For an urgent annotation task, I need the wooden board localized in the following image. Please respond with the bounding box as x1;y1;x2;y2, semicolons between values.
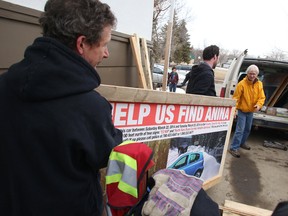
222;200;273;216
266;74;288;108
129;34;147;89
140;38;153;90
97;84;235;106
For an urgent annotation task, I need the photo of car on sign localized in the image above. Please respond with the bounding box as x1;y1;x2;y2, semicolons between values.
168;152;204;178
166;131;228;181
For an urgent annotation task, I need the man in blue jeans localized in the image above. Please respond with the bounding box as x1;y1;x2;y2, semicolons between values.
229;64;265;158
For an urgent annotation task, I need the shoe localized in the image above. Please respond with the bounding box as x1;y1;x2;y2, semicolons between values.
228;149;240;158
240;144;251;150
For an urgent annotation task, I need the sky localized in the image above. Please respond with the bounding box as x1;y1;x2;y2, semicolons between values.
182;0;288;57
3;0;154;41
4;0;288;58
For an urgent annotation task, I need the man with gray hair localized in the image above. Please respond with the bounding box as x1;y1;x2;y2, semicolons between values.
0;0;122;215
228;64;265;158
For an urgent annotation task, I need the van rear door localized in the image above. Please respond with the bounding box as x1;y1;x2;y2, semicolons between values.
220;49;248;98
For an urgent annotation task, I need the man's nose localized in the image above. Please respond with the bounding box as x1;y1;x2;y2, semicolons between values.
103;48;109;58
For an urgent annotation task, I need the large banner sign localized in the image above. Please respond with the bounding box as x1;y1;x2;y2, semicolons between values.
111;101;233;182
111;102;232;142
97;85;235;187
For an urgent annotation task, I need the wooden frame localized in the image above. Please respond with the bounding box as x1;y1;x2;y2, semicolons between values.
97;85;236;189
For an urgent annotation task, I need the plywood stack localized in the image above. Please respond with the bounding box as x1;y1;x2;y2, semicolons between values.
221;200;272;216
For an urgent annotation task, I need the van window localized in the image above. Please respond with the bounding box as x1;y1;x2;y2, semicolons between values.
238;72;246;82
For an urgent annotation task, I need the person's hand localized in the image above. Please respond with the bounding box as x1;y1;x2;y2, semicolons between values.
234;110;238;119
254;105;260;112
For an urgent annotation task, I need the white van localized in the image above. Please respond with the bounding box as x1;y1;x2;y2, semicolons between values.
220;50;288;131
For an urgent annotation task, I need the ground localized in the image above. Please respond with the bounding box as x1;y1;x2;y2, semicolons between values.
206;127;288;211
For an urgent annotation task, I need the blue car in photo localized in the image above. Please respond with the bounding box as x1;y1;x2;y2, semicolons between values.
168;152;204;178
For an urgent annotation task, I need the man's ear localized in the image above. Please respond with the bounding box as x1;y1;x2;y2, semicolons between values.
76;35;86;55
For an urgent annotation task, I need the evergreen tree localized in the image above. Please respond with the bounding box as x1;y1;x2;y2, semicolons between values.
159;13;191;64
172;19;191;64
152;1;193;64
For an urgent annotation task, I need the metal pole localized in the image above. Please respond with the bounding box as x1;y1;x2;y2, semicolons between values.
162;0;175;91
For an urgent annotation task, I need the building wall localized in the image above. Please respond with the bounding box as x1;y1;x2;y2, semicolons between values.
0;1;152;87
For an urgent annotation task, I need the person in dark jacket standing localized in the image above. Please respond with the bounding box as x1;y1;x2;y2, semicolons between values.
184;45;219;96
168;66;179;92
0;0;122;216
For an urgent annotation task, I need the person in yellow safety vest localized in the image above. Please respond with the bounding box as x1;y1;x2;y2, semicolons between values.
106;140;154;216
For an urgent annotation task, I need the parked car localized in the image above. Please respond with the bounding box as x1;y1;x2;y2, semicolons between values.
220;49;288;131
175;64;192;86
175;65;193;74
152;64;164;87
168;152;204;177
152;64;186;89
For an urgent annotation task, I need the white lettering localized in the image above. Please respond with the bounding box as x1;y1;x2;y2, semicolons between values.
138;104;151;124
114;103;128;126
